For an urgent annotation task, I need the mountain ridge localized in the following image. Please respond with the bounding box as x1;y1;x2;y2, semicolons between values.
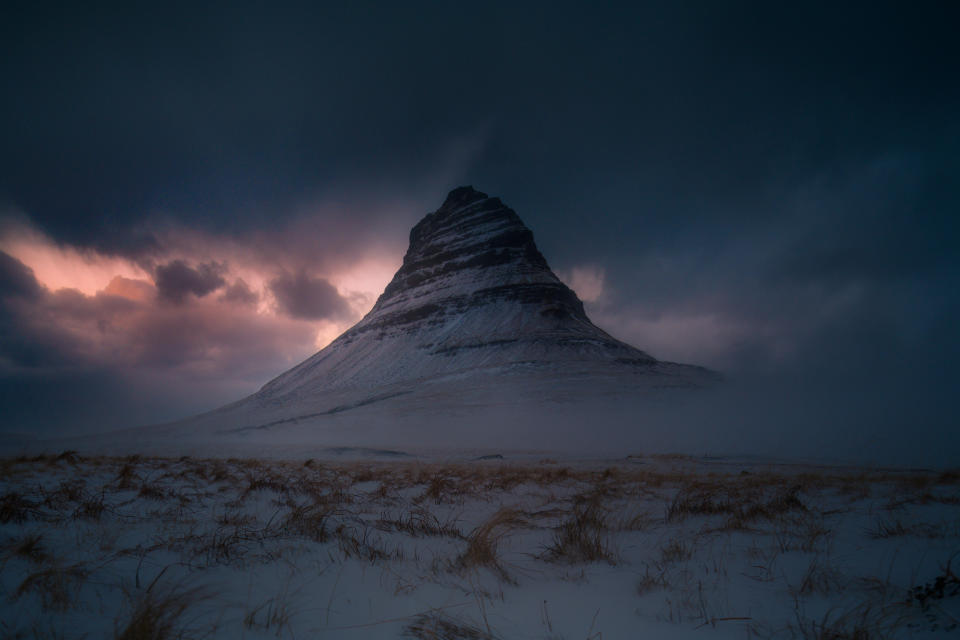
146;186;717;440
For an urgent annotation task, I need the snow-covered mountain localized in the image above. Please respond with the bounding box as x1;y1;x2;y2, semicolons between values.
134;186;717;450
260;186;708;398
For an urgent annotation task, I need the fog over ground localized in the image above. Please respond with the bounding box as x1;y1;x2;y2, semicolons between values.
1;2;957;466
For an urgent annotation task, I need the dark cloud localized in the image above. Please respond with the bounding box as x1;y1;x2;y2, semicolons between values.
269;270;351;321
0;2;957;462
154;260;226;303
220;279;259;306
0;250;42;299
0;265;320;433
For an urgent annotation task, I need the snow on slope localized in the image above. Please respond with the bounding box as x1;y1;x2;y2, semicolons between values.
256;186;707;399
142;186;716;442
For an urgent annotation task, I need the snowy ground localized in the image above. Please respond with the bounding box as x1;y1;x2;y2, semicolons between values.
1;452;958;639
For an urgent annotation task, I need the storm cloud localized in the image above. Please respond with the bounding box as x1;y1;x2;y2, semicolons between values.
0;2;957;462
154;260;227;303
268;270;353;321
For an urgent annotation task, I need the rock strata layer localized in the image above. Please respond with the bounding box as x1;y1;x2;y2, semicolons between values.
252;186;711;408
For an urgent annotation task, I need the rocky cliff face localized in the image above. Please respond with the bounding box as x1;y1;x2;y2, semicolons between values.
251;186;709;409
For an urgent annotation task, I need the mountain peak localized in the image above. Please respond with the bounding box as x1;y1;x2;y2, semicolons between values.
168;187;715;436
440;185;489;210
248;187;719;406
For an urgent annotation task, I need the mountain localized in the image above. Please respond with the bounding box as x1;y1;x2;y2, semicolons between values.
130;187;717;453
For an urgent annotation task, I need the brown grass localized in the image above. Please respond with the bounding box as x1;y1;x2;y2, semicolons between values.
376;508;464;539
15;563;89;611
1;491;36;524
10;532;47;563
114;583;208;640
403;612;495;639
660;538;694;563
790;603;905;640
794;555;845;596
636;564;669;595
73;491;107;521
456;507;527;581
243;597;292;634
542;504;616;564
283;503;331;542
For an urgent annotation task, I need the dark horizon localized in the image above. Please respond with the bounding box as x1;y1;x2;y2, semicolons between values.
1;1;958;466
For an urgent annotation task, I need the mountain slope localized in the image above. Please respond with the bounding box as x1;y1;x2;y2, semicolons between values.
158;186;717;440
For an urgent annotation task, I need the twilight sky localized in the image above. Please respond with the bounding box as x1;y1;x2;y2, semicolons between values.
1;2;958;461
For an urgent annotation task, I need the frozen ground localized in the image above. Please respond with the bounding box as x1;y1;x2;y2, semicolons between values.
1;452;958;639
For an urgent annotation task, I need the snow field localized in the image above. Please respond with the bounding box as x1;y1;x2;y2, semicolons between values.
1;453;958;638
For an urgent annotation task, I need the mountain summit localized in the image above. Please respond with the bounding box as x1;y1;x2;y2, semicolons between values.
256;186;707;403
161;187;715;442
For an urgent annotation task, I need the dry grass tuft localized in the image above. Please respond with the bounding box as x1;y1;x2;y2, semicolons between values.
114;583;208;640
542;505;616;564
54;450;79;465
1;491;36;524
403;612;495;639
333;522;397;563
10;532;47;563
667;481;806;527
636;564;669;595
113;463;138;489
376;508;464;539
794;555;845;596
15;563;89;611
457;507;527;581
790;602;905;640
243;597;292;634
283;503;331;542
660;538;694;563
138;483;167;501
775;513;832;552
870;518;910;538
420;473;458;505
73;491;107;521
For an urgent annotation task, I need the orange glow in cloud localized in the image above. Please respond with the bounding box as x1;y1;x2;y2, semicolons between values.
0;225;149;295
328;256;402;308
0;218;405;347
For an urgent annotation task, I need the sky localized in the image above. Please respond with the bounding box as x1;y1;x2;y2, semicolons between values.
1;1;958;461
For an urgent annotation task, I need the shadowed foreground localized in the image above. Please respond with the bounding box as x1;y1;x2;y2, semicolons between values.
1;454;958;638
